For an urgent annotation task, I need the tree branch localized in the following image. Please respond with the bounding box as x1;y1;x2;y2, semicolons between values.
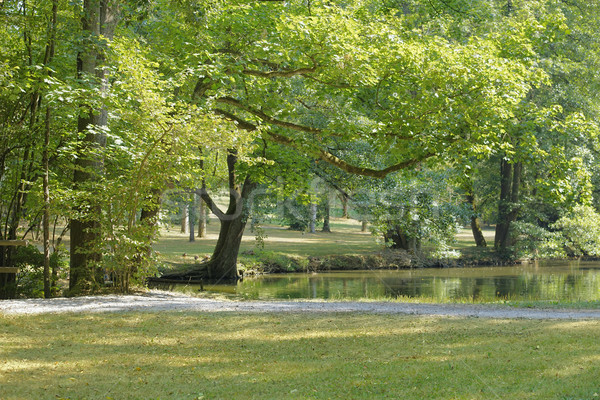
193;78;213;99
266;131;433;178
195;187;226;220
213;108;432;179
242;66;316;78
216;96;322;134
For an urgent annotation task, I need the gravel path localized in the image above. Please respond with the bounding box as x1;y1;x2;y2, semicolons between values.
1;290;600;319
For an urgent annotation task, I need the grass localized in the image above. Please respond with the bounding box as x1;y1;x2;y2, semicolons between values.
1;311;600;399
153;217;379;264
153;219;497;263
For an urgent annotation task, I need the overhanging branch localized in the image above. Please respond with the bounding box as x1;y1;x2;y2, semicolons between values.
242;66;316;78
216;96;322;134
213;107;432;179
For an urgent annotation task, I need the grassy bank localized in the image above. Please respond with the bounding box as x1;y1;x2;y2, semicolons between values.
153;218;498;273
1;312;599;399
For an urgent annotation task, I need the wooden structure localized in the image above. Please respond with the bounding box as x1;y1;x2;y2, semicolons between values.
0;240;28;299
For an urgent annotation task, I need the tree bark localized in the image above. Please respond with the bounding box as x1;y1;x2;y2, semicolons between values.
188;196;195;242
494;159;522;251
384;225;420;253
43;0;59;298
340;194;349;218
321;193;331;233
197;193;206;238
69;0;118;292
465;193;487;247
161;150;256;282
309;201;317;234
139;188;162;253
361;219;368;232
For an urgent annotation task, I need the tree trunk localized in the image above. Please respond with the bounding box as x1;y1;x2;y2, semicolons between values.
384;225;419;252
43;0;58;298
494;159;522;251
197;193;206;238
321;193;331;233
180;204;188;234
69;0;118;292
361;219;368;232
160;150;256;282
309;201;317;234
139;188;162;254
465;193;486;247
43;107;51;298
470;215;487;247
188;196;195;242
340;194;349;218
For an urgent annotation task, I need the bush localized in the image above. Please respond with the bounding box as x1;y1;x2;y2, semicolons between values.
552;205;600;257
11;245;65;298
510;222;565;259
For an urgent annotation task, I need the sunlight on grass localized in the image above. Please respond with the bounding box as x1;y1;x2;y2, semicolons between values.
2;312;600;399
153;217;379;261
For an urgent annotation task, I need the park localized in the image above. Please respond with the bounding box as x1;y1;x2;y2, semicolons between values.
1;0;600;398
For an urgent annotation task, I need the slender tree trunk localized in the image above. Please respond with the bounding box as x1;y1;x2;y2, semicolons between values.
465;193;486;247
188;196;195;242
321;193;331;233
43;0;58;298
43;107;51;297
340;194;349;218
69;0;118;292
309;201;317;234
180;204;188;234
361;219;368;232
197;194;206;238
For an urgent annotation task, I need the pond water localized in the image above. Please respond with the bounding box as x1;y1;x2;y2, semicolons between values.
161;261;600;302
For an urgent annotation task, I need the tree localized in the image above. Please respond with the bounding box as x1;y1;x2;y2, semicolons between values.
69;0;119;292
142;0;558;280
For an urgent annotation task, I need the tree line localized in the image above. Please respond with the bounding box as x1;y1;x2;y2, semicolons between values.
0;0;598;296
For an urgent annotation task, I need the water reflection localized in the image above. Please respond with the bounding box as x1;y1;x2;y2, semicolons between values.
166;261;600;302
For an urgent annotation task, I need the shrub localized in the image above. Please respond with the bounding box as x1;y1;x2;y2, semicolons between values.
552;205;600;257
510;221;565;259
12;245;65;298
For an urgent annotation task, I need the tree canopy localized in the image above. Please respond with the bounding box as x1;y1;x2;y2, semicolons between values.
1;0;599;293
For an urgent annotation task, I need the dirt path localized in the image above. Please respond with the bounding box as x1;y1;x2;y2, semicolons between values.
1;290;600;319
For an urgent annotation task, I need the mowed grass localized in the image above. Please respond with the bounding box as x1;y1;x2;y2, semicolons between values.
153;217;378;262
2;312;600;400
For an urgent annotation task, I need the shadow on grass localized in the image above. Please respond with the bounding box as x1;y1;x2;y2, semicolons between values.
1;313;600;399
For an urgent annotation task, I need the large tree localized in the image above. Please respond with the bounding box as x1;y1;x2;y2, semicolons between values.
144;0;548;280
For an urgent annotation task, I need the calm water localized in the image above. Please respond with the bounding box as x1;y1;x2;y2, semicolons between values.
163;261;600;302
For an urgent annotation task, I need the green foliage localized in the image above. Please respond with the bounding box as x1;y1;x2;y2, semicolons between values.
510;221;566;260
552;205;600;257
251;250;309;273
12;246;65;298
281;197;312;231
357;168;469;256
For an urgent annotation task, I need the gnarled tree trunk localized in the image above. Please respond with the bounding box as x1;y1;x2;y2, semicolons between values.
160;150;255;282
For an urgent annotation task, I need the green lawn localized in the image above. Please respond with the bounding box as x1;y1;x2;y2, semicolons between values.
153;217;380;263
1;312;599;399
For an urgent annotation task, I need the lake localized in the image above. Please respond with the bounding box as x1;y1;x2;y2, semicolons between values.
159;261;600;302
